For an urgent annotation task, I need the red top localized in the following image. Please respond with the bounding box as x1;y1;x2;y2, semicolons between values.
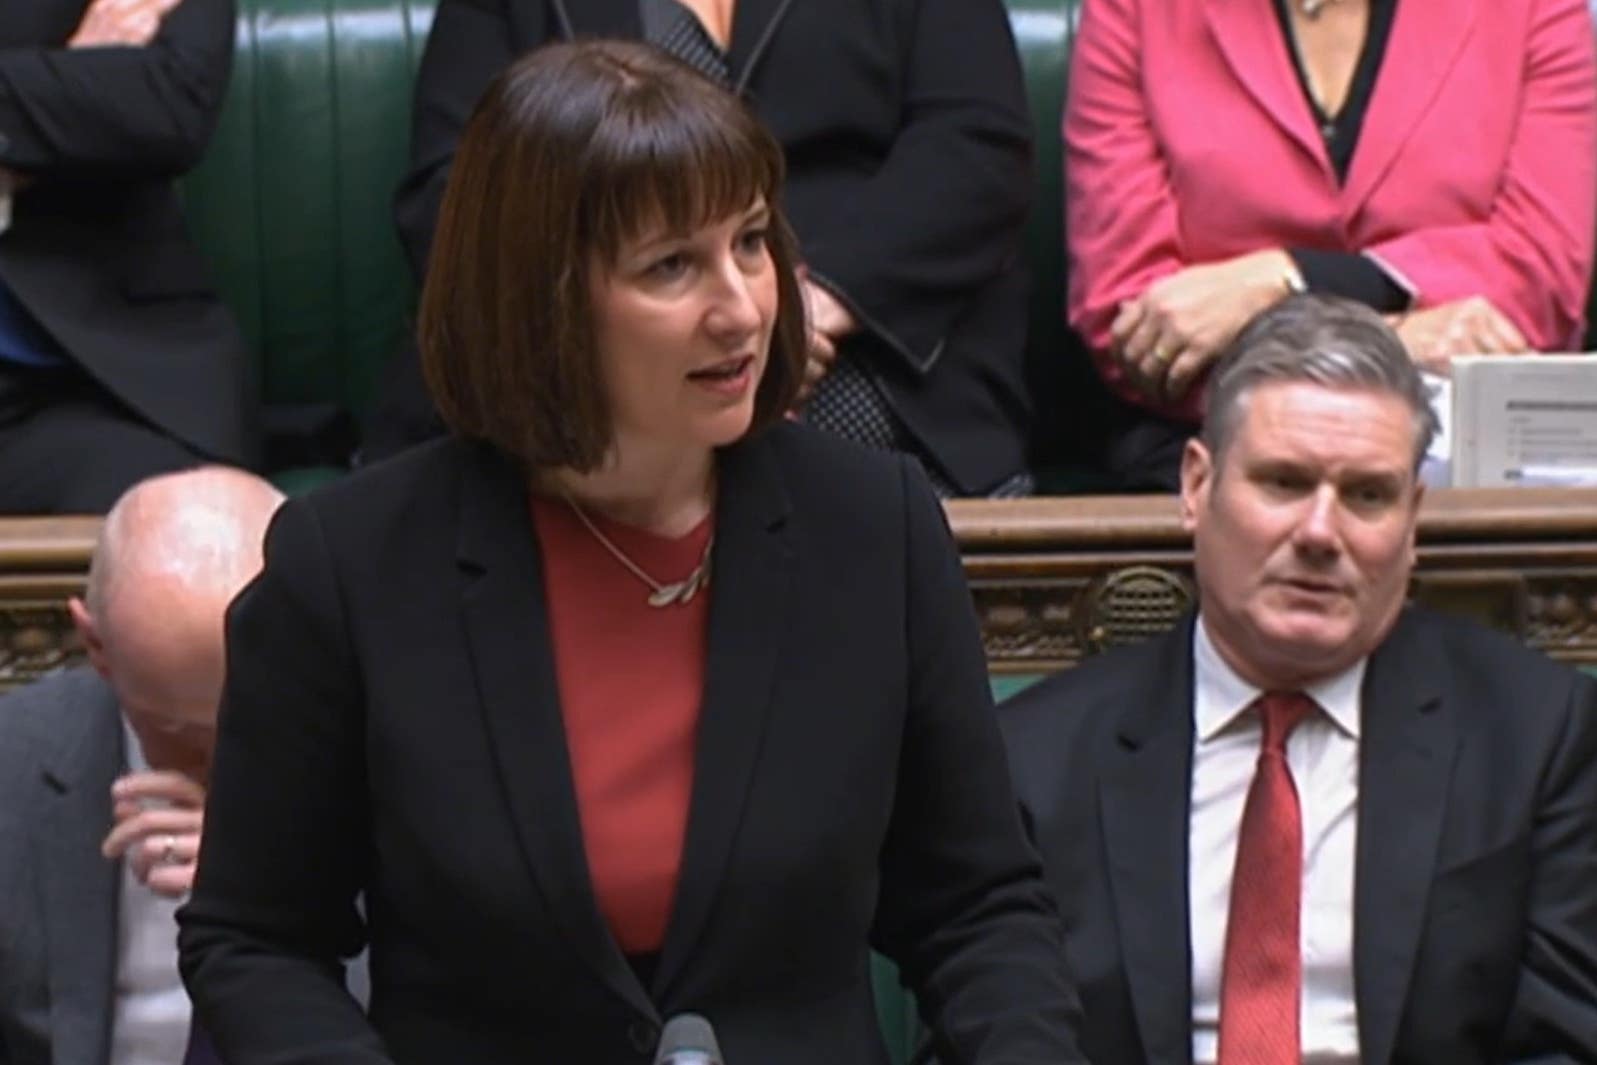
530;495;712;956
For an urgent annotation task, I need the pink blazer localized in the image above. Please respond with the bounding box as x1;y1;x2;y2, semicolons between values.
1066;0;1597;421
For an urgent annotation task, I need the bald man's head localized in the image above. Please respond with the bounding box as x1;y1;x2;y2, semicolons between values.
69;468;285;782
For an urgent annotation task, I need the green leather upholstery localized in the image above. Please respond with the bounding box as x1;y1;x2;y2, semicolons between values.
872;954;921;1064
1008;0;1123;491
1008;0;1074;389
182;0;436;467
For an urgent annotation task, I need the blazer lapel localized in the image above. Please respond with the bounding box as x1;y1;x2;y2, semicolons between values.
1353;611;1458;1065
1202;0;1330;175
1100;619;1198;1065
728;0;796;95
1342;0;1480;216
35;683;122;1065
652;433;795;1000
455;445;654;1018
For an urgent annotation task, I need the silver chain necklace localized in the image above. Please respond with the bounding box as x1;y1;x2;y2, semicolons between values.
562;495;713;608
1300;0;1344;18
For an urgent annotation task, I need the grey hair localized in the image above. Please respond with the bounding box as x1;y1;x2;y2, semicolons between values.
1202;293;1439;470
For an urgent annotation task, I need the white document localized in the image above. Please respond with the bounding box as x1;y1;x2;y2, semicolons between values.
1452;354;1597;487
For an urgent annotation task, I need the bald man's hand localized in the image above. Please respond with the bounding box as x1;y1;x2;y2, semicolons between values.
102;770;205;898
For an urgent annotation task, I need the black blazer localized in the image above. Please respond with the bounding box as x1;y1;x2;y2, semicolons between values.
178;424;1085;1064
0;0;253;463
377;0;1033;493
1002;611;1597;1065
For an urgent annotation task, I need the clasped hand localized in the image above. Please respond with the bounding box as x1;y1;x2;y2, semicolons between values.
101;770;206;898
794;272;857;407
1110;249;1296;403
69;0;184;48
1390;296;1529;374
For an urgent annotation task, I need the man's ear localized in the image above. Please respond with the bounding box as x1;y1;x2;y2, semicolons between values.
68;597;111;679
1178;438;1214;533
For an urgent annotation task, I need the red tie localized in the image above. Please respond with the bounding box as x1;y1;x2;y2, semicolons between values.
1217;691;1317;1065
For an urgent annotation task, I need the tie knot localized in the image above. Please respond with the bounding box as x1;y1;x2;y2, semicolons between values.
1255;690;1316;755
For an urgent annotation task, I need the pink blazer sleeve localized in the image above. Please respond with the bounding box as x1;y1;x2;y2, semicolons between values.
1367;0;1597;349
1065;0;1216;419
1063;0;1187;377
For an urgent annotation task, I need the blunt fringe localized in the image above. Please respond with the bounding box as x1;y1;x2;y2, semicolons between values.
417;39;807;470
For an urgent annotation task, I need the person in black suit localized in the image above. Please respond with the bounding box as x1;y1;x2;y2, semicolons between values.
1002;294;1597;1064
363;0;1035;499
0;0;253;514
178;42;1084;1065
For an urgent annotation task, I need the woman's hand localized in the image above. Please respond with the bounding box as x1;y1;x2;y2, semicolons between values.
1111;249;1298;402
794;276;857;406
1391;297;1530;374
796;329;837;405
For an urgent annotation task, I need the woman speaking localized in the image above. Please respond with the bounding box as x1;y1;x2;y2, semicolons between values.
177;41;1084;1065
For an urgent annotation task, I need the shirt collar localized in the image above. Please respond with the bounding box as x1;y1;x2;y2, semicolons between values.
120;715;151;773
1192;613;1365;743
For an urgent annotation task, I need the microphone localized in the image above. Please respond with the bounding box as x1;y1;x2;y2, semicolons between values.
652;1013;724;1065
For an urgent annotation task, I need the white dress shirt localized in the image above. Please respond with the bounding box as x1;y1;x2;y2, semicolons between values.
110;721;192;1065
1189;617;1363;1065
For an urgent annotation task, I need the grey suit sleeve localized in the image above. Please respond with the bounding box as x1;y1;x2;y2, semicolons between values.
1502;670;1597;1060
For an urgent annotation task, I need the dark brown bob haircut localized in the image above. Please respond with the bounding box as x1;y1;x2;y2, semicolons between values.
418;39;807;470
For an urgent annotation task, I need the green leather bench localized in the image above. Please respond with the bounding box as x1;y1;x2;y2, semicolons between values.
181;0;435;488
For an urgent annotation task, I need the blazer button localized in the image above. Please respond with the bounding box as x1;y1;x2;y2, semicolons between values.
628;1019;659;1054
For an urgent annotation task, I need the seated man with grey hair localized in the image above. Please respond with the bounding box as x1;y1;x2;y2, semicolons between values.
0;467;283;1065
1002;295;1597;1064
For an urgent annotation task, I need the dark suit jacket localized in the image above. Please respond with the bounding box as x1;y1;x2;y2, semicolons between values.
1002;611;1597;1065
0;668;125;1065
374;0;1033;493
0;0;253;463
178;424;1085;1064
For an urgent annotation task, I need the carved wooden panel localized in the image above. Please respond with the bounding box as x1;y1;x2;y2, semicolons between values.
0;518;97;691
0;489;1593;692
948;489;1597;674
0;603;82;684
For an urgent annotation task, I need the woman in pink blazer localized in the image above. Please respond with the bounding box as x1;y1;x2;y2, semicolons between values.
1066;0;1597;486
